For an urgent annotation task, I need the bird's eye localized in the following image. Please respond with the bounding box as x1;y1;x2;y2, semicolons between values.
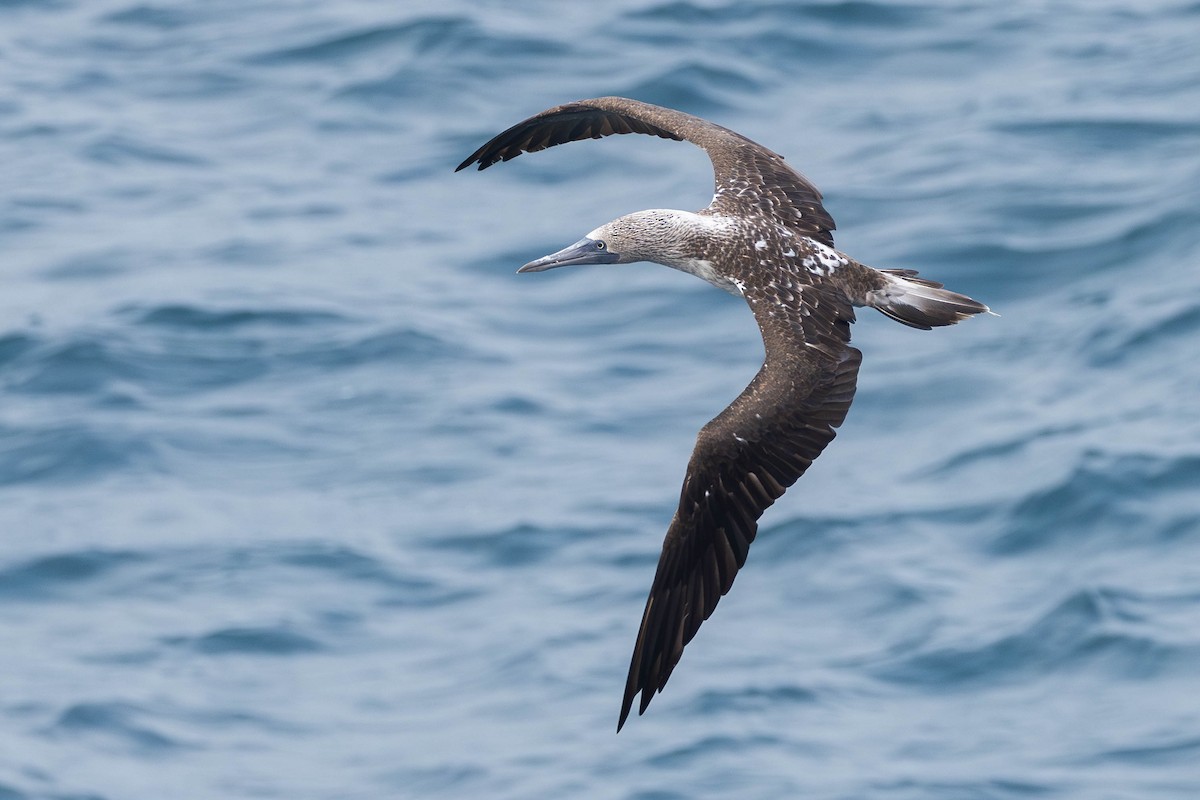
595;240;606;250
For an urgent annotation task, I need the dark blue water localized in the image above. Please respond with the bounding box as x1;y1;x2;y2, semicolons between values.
3;1;1199;798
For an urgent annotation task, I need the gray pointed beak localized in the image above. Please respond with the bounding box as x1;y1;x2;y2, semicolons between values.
517;237;620;273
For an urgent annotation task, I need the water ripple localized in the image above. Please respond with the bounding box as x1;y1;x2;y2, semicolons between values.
0;424;158;486
82;133;208;168
0;306;465;405
993;451;1200;554
1094;735;1200;766
0;550;145;601
870;588;1200;688
687;684;818;715
175;626;324;656
50;701;186;752
425;523;592;568
1086;302;1200;366
645;733;790;769
130;304;351;330
100;4;194;30
618;62;764;112
626;0;929;27
249;17;474;65
995;117;1200;153
873;777;1055;798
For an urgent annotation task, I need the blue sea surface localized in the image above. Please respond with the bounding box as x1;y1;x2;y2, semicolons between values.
2;1;1200;797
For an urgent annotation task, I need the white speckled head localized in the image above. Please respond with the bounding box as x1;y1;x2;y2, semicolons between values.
584;210;691;265
583;210;738;291
522;209;740;292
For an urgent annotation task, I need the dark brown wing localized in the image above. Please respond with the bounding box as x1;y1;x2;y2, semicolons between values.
455;96;836;247
618;285;860;730
455;100;684;169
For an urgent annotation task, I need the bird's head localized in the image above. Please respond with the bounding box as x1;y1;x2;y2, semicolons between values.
517;211;688;273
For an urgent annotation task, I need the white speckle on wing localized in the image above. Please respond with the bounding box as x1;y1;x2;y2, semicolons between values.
733;434;748;444
801;240;848;276
783;249;795;258
755;239;767;250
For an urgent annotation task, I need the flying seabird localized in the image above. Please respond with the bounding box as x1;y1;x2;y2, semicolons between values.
457;97;989;731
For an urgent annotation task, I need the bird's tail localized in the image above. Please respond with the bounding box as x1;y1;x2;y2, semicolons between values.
868;269;991;330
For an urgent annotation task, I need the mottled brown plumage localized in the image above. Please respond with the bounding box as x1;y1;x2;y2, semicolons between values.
456;96;836;247
457;97;989;731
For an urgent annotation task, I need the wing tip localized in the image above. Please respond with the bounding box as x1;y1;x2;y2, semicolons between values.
617;693;636;733
454;152;492;172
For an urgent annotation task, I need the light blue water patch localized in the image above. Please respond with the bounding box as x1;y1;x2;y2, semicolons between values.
2;1;1199;798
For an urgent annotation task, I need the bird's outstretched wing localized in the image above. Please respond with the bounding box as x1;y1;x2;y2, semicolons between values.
618;284;860;730
455;97;836;247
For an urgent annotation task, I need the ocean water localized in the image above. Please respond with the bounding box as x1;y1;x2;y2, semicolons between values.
2;0;1199;797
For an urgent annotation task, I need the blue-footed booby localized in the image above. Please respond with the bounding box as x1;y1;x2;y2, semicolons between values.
457;97;989;731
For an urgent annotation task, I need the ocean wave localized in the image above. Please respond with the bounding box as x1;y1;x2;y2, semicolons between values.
0;332;37;366
1;306;463;402
4;329;266;397
425;522;602;570
248;17;480;65
991;450;1200;554
870;587;1200;688
687;683;818;715
170;626;324;656
1092;735;1200;766
615;62;765;114
921;422;1086;478
0;782;27;800
994;117;1200;154
872;777;1055;799
0;550;145;601
0;541;470;617
162;542;473;608
50;701;187;752
625;0;929;27
40;248;134;280
274;543;478;607
0;423;159;486
1085;302;1200;367
644;732;790;769
99;4;194;31
82;133;209;168
302;17;567;103
128;304;351;330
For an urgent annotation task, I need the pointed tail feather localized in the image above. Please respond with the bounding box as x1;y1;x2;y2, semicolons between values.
868;269;990;330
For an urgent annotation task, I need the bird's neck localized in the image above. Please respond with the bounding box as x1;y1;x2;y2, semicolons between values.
643;210;742;295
